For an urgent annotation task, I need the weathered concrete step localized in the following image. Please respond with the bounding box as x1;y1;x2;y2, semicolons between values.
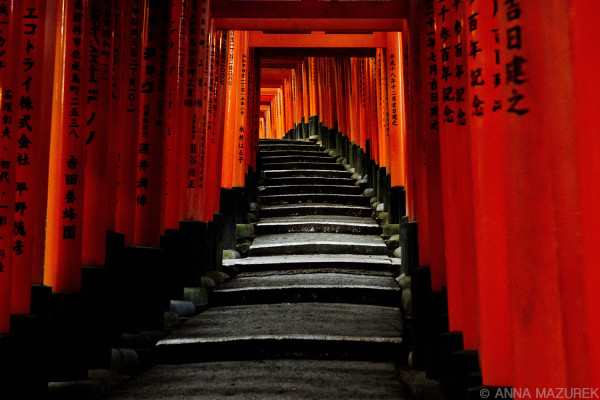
265;176;356;186
260;155;336;165
259;184;362;196
249;233;388;256
210;271;401;307
264;169;352;179
105;360;408;400
261;162;347;171
259;149;331;157
259;142;323;150
223;254;397;273
259;203;372;218
256;215;380;234
259;193;368;206
156;303;404;363
259;139;311;144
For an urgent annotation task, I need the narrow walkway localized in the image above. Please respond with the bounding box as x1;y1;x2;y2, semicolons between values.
107;139;408;399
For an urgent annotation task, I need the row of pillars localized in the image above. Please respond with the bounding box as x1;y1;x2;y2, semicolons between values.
403;0;600;393
0;0;260;339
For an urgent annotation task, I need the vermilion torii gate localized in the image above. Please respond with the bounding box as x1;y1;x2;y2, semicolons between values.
0;0;599;396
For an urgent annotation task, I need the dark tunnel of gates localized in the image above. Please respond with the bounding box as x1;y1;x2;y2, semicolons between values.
0;0;599;395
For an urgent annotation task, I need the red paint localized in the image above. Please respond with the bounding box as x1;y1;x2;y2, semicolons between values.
133;0;168;246
465;0;511;386
45;0;89;292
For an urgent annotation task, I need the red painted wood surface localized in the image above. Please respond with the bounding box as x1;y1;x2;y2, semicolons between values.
386;32;405;187
0;0;18;331
162;0;186;230
133;0;168;246
220;30;237;190
81;0;114;266
114;0;141;245
11;0;49;307
571;0;600;385
232;30;248;188
414;0;444;290
498;0;570;390
465;0;511;386
45;0;89;292
434;0;479;350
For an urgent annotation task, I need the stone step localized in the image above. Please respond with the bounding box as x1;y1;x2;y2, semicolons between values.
249;232;388;256
261;162;347;171
256;215;380;234
264;176;356;186
260;155;337;164
259;149;331;158
259;138;309;144
259;193;369;206
259;203;372;218
210;271;401;307
105;360;408;400
259;142;323;150
223;254;398;273
156;303;404;363
259;184;362;196
264;169;352;179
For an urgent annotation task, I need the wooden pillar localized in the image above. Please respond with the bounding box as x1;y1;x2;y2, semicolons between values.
308;57;318;118
232;30;248;188
571;0;600;386
375;49;388;169
133;0;168;246
179;0;207;221
203;21;222;221
0;0;18;331
434;0;479;351
162;0;186;230
114;0;141;245
211;28;227;214
220;30;237;190
45;0;89;292
105;0;122;234
301;60;309;122
412;0;444;290
11;0;51;308
386;33;406;190
81;0;114;266
496;0;585;388
464;0;511;386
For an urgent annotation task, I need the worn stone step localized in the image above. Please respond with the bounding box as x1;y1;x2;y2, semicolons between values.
156;303;404;363
259;149;331;158
261;162;347;171
259;142;323;150
105;360;408;400
258;193;369;206
264;169;352;179
210;271;401;307
260;155;337;165
259;185;362;196
259;203;372;218
256;215;380;234
249;233;388;256
223;254;398;273
259;138;309;143
264;176;356;186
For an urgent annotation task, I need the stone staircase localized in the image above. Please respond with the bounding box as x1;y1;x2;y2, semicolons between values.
106;139;409;399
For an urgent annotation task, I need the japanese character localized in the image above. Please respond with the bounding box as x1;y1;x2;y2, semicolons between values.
506;55;527;85
65;189;76;203
507;89;528;115
63;225;76;239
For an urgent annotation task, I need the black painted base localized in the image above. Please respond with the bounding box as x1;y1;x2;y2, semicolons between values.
0;333;47;399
